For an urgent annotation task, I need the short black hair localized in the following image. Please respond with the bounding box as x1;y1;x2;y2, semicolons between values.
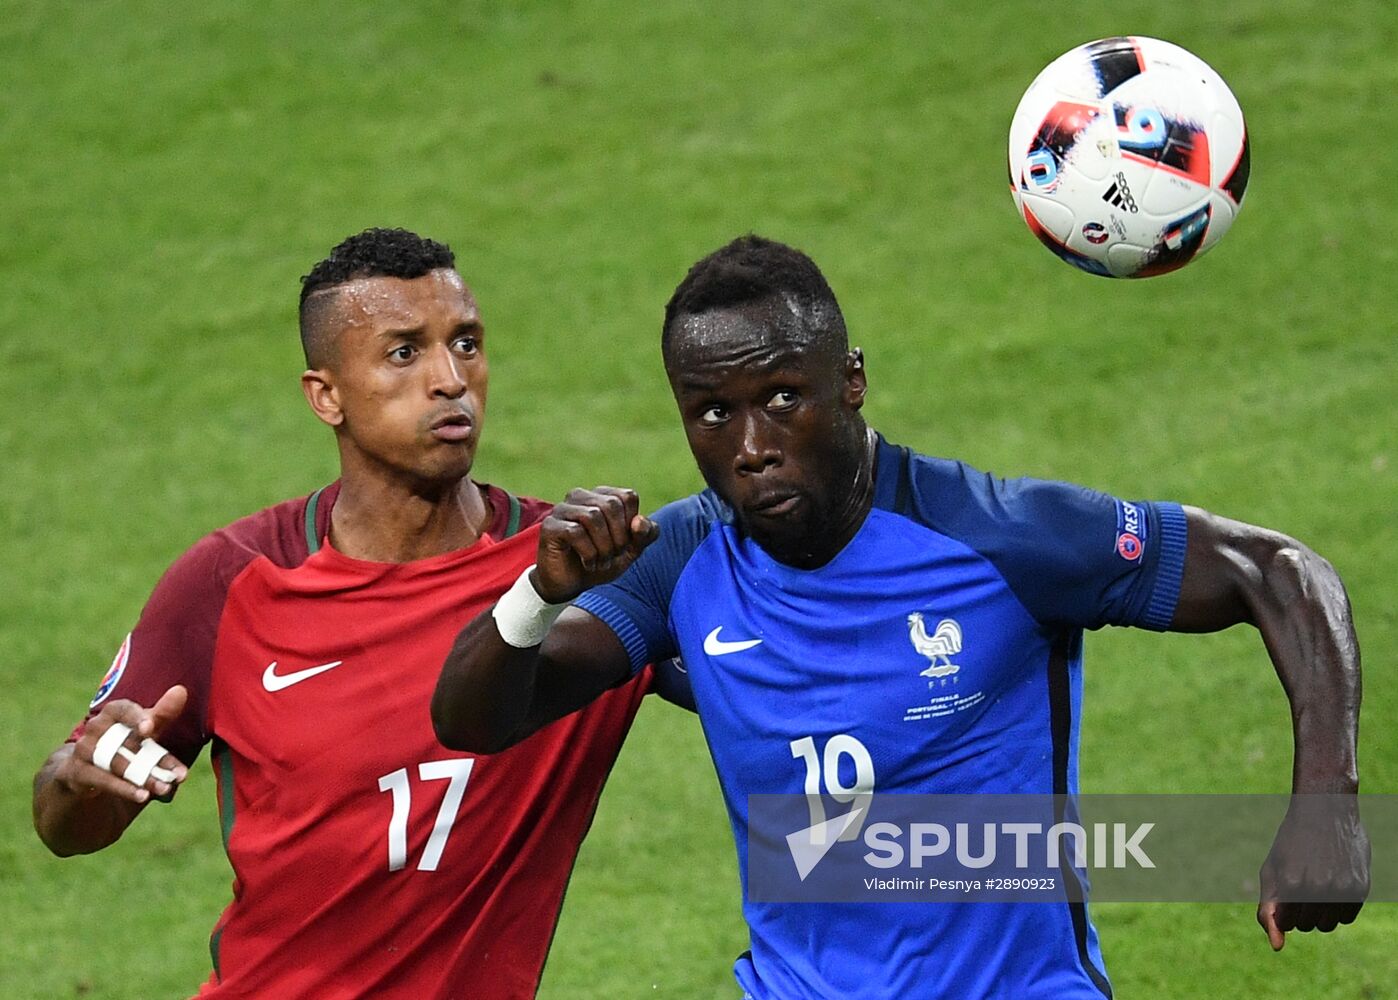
298;228;457;366
661;234;847;356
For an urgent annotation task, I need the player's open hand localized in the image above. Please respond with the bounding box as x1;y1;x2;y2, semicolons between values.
1257;794;1370;950
58;685;190;804
533;487;658;603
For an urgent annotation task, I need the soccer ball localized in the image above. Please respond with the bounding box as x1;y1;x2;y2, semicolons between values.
1008;36;1249;278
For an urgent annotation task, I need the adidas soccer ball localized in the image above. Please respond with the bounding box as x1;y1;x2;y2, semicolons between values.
1008;36;1250;278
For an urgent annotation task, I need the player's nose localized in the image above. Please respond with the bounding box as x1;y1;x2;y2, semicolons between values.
427;345;468;398
733;412;780;475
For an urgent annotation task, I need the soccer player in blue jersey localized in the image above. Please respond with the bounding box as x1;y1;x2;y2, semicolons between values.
432;235;1367;998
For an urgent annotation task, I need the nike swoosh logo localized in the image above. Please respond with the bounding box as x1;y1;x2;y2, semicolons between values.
262;660;344;692
703;627;762;656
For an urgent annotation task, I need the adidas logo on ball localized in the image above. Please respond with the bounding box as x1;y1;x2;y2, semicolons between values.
1101;173;1139;214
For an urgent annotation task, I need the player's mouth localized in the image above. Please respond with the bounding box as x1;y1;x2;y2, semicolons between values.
429;411;474;443
745;491;802;520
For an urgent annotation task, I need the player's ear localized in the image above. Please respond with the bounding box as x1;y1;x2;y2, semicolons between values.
301;368;345;427
844;348;867;410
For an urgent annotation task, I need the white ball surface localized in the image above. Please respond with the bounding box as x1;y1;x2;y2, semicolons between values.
1009;37;1250;278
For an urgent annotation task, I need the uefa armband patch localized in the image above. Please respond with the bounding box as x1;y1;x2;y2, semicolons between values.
1114;501;1146;563
90;632;132;708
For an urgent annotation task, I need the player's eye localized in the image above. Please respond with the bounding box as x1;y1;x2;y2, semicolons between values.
698;405;729;427
767;390;799;411
452;335;479;355
388;344;416;363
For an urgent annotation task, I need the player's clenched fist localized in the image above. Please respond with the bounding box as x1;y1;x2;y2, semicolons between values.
531;487;659;604
1256;795;1370;951
57;685;190;804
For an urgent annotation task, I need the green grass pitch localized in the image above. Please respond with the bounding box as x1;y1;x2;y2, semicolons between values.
1;2;1393;997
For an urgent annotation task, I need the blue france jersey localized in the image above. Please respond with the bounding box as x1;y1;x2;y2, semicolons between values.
575;435;1187;1000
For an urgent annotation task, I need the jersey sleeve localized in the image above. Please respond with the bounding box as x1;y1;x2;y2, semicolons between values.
571;493;721;675
980;475;1186;631
68;531;248;765
903;450;1187;632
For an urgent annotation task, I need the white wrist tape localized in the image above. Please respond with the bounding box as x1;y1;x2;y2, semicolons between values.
92;721;178;787
492;565;567;648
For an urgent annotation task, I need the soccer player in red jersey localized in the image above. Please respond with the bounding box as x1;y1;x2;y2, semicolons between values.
32;228;686;999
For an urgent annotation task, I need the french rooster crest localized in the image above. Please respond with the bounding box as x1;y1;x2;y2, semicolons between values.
907;613;962;678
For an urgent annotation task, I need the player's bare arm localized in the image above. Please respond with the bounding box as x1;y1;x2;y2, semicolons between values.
1170;505;1367;950
432;487;658;753
33;685;190;856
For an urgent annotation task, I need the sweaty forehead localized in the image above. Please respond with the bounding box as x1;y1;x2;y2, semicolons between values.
666;301;823;375
328;269;479;332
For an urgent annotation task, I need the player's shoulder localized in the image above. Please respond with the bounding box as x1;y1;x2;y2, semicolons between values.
212;485;334;566
654;488;731;526
881;436;1117;547
650;489;732;554
478;482;554;536
168;485;333;588
880;435;1186;630
133;485;330;638
514;493;555;530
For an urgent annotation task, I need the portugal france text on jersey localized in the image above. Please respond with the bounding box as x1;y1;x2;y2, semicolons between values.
575;435;1187;1000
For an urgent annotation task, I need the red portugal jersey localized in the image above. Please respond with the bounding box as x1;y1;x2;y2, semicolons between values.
71;483;652;999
